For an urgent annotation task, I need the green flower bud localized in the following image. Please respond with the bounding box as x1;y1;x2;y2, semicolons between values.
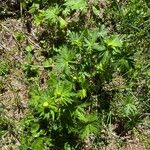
43;102;49;108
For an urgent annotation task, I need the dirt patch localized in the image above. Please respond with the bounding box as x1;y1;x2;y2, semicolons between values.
0;17;48;150
0;18;29;149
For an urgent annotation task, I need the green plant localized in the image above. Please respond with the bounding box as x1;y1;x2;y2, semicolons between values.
18;0;150;149
0;61;10;76
22;45;39;78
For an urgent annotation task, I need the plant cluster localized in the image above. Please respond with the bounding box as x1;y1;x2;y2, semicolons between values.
0;0;149;149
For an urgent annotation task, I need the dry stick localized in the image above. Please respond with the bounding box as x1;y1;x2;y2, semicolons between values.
0;43;10;51
1;23;42;50
1;25;27;112
1;24;21;50
20;1;23;28
24;33;41;49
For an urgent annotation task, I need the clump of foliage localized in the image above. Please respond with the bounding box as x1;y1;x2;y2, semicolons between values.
2;0;148;149
0;61;10;76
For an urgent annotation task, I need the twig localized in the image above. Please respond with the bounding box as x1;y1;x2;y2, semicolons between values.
1;24;21;50
24;33;41;49
0;43;10;51
1;23;42;50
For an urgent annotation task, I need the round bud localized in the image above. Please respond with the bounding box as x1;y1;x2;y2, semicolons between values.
43;102;49;108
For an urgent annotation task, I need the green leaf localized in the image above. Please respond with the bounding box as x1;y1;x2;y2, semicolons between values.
80;123;98;139
101;50;111;65
92;6;100;16
124;103;137;117
29;3;39;14
78;89;87;99
96;63;104;72
53;46;75;74
98;25;108;38
44;5;60;23
118;58;130;70
64;0;87;12
76;110;87;122
93;45;105;52
68;31;84;47
31;123;40;135
31;138;44;150
122;95;139;117
64;143;71;150
54;81;74;105
79;114;99;139
43;58;53;68
15;32;25;42
25;45;34;52
59;17;67;29
105;35;122;50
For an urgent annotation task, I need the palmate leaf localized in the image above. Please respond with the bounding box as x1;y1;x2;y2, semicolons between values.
114;48;134;72
117;58;130;71
29;87;42;108
98;25;108;38
84;37;97;52
72;103;87;119
85;29;99;43
58;46;75;61
78;113;99;139
54;80;74;105
68;30;84;47
64;0;87;12
44;5;60;23
53;46;75;74
59;17;67;29
73;105;99;139
75;109;86;122
124;103;137;117
83;28;105;54
31;137;52;150
31;138;44;150
101;50;111;66
77;89;87;99
54;57;70;74
105;35;122;53
80;123;98;139
122;95;139;118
